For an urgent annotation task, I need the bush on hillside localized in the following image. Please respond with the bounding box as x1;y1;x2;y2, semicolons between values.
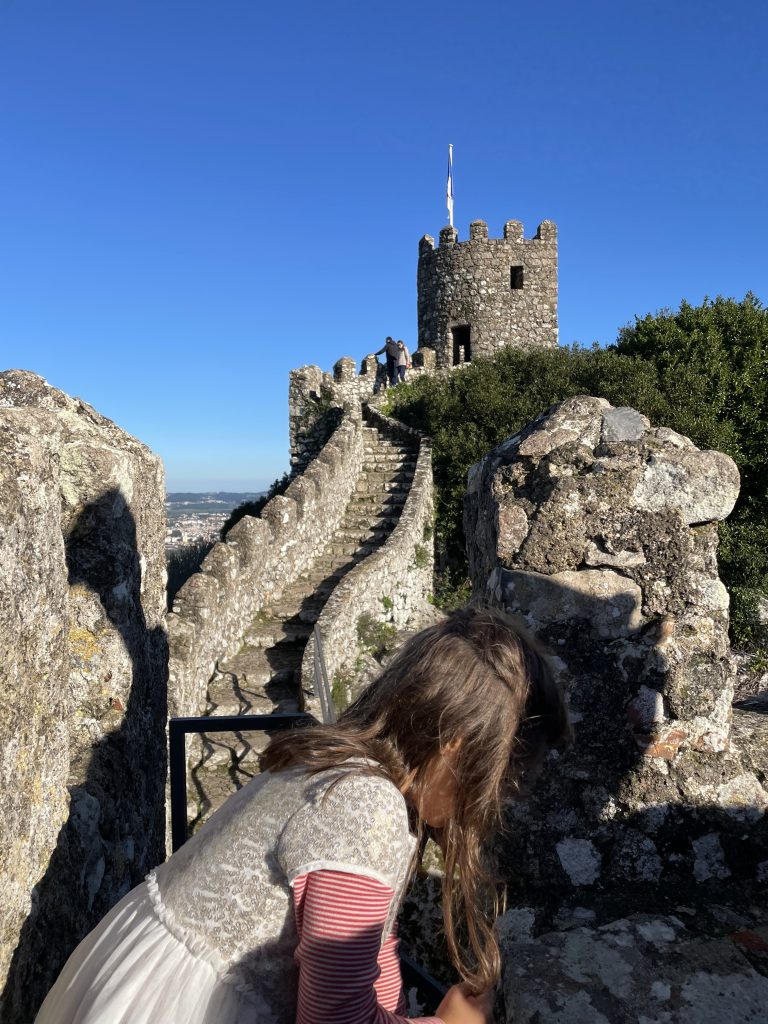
616;294;768;645
384;294;767;649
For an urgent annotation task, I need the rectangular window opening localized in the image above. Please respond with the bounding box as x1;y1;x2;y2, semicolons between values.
451;325;471;365
510;266;524;289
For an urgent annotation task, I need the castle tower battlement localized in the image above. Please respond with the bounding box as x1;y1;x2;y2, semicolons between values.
417;218;558;368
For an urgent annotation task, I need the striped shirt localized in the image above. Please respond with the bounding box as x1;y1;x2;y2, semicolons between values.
292;870;444;1024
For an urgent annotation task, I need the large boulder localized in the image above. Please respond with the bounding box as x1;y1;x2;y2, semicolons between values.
0;371;167;1022
464;397;766;919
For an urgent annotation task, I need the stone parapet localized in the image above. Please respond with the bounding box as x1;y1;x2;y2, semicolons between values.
289;355;428;473
463;396;767;915
301;404;434;704
0;371;167;1021
168;404;365;720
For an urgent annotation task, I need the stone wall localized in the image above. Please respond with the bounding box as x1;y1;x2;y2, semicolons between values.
463;396;767;920
302;405;434;707
417;219;558;368
0;371;167;1023
168;404;365;719
289;355;429;473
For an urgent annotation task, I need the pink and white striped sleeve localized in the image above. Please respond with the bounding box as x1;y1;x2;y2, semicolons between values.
292;870;444;1024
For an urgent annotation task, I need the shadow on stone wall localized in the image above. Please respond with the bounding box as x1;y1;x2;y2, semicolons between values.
2;491;168;1024
487;571;767;918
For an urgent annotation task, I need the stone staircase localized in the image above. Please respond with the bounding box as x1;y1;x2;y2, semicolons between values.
187;422;417;827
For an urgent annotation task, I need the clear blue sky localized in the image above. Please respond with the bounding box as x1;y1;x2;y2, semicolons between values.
1;1;765;491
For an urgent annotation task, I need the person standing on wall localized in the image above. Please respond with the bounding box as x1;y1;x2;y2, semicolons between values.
375;337;400;387
396;340;411;383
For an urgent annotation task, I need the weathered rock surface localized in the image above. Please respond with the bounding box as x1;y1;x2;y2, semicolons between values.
500;913;768;1023
463;397;766;916
0;371;167;1023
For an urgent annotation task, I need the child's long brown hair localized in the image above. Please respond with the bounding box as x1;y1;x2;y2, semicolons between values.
261;605;569;992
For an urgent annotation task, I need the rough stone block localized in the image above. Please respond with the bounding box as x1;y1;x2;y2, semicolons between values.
0;371;167;1020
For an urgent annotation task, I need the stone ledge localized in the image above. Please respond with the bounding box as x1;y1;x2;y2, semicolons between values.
500;912;768;1023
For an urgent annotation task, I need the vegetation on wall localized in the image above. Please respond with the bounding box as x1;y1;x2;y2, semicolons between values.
384;294;767;648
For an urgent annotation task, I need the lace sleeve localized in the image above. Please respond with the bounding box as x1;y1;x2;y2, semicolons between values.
277;771;416;892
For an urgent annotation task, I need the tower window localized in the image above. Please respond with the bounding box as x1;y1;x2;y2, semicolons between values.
510;266;524;289
451;325;471;365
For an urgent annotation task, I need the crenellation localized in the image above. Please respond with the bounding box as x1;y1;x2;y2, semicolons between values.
332;356;357;382
504;219;524;240
535;218;557;241
469;219;488;240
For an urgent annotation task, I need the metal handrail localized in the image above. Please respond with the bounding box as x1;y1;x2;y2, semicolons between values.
169;712;310;851
168;711;448;1009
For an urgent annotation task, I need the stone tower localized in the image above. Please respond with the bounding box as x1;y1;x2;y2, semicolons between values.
417;219;558;368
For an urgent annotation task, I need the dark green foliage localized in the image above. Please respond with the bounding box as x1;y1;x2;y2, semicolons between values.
356;612;397;659
166;540;213;609
429;567;472;611
385;294;768;649
220;472;292;539
616;294;768;647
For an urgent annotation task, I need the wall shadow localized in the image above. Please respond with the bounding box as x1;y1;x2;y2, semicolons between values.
488;573;768;929
1;489;168;1024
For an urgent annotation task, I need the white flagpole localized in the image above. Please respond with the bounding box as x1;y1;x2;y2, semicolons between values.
446;144;454;227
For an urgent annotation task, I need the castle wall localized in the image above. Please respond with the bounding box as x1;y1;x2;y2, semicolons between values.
0;372;167;1022
464;396;767;917
417;219;558;368
289;355;428;472
168;404;365;719
301;405;434;707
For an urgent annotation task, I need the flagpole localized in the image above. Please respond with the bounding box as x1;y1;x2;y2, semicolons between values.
446;144;454;228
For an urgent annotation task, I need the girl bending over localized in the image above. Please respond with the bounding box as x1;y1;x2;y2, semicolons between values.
37;606;568;1024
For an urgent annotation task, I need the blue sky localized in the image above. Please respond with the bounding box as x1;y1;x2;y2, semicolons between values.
1;1;765;490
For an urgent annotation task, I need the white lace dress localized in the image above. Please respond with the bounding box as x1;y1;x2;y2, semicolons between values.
35;765;418;1024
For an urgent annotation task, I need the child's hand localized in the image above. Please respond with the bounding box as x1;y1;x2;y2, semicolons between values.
436;983;495;1024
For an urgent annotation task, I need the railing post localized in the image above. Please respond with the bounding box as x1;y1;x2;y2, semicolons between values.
169;718;189;853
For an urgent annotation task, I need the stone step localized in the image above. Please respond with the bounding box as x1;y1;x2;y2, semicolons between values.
350;485;409;499
355;478;410;494
243;618;312;648
332;526;390;544
309;554;364;577
218;641;305;687
341;504;403;520
359;469;414;484
326;541;377;559
362;453;416;466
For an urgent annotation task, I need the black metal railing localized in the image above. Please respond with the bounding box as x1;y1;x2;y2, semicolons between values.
169;712;311;851
168;712;448;1007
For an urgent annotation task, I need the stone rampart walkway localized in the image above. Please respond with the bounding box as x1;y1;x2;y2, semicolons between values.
187;422;416;827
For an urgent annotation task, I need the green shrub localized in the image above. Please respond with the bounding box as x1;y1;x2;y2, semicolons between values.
385;294;768;650
429;568;472;611
412;544;431;569
356;613;397;658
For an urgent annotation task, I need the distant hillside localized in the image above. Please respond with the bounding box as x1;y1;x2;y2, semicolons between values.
166;491;264;504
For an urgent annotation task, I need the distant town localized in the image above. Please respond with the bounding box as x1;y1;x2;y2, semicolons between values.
165;492;264;548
